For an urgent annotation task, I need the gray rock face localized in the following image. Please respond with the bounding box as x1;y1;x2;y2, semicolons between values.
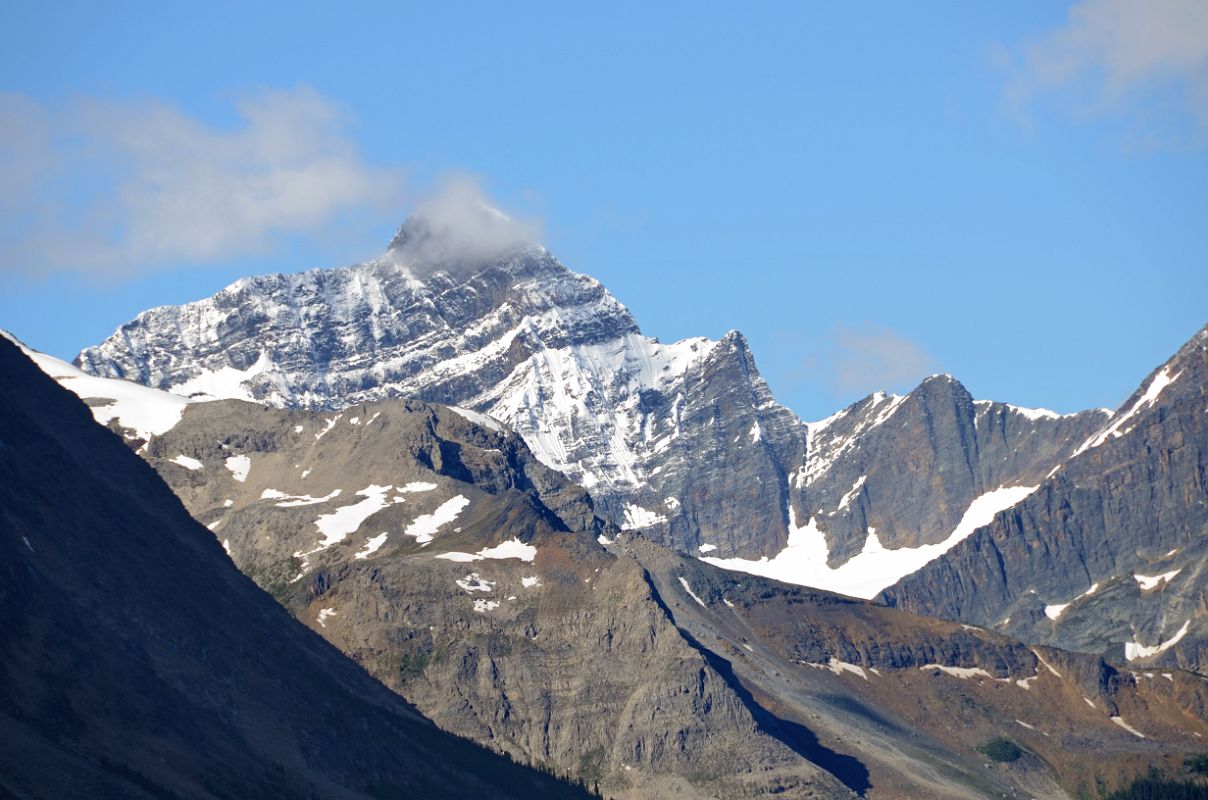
793;377;1107;561
141;394;1208;800
882;325;1208;672
0;336;594;800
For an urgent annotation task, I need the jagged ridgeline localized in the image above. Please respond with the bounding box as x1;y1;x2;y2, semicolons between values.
10;339;1207;796
13;213;1206;797
66;217;1208;675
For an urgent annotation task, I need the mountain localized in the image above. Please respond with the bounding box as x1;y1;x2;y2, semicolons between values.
48;214;1208;672
122;383;1208;799
0;334;594;800
882;325;1208;673
71;220;1101;592
73;228;805;558
705;375;1107;598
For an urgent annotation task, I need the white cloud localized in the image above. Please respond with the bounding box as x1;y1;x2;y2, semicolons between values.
0;87;405;276
387;174;542;272
801;324;940;397
1004;0;1208;136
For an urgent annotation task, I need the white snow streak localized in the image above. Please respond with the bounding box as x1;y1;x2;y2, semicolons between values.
1074;366;1182;456
920;664;994;680
1111;717;1146;739
171;455;203;470
677;576;707;608
1134;570;1180;590
621;503;667;530
1124;620;1191;661
434;539;537;563
355;532;390;560
703;484;1038;599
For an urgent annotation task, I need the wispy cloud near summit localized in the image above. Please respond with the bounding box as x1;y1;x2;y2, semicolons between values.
1001;0;1208;142
0;87;405;278
389;175;543;272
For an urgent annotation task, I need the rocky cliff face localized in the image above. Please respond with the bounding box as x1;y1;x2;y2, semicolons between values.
137;391;1208;800
0;336;593;800
70;221;1094;588
882;325;1208;673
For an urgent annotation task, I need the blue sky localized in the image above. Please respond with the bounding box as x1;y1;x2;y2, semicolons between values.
2;1;1206;420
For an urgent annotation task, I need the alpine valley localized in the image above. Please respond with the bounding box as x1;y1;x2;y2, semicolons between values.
8;209;1207;799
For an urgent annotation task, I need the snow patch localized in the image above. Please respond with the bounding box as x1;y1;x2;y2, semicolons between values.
1134;570;1180;590
1045;581;1101;619
698;543;718;554
1110;717;1146;739
1033;651;1062;678
224;455;251;483
435;539;537;563
1124;620;1191;661
404;495;470;545
920;664;994;680
314;485;392;547
272;489;343;507
807;658;868;680
703;484;1037;599
521;576;541;588
314;414;341;441
171;455;203;470
677;576;707;608
168;351;276;403
1045;603;1069;620
473;599;501;613
317;608;337;628
1075;366;1182;455
836;475;866;512
456;573;495;593
621;503;666;530
1005;404;1061;421
355;532;390;560
448;405;505;432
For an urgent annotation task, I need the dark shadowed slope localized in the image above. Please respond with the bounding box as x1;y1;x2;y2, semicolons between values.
0;336;592;800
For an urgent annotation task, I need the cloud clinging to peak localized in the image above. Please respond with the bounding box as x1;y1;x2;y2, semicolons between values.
1002;0;1208;139
0;87;405;277
389;174;542;271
